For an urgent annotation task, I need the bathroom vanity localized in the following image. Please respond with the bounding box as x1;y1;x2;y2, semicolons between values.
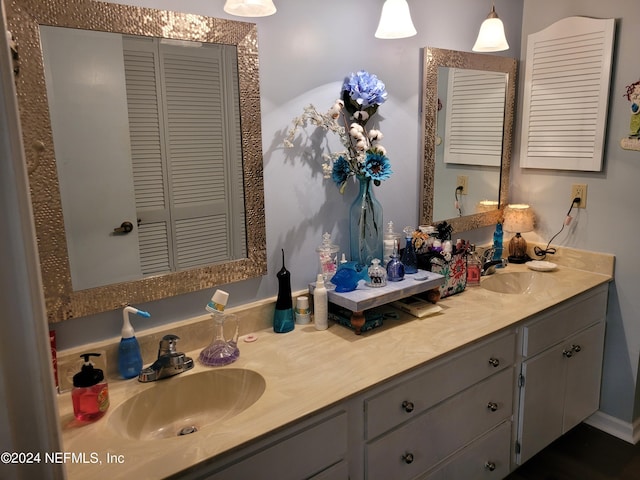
57;249;612;480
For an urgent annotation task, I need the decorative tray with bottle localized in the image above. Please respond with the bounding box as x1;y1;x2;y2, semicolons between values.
309;270;445;333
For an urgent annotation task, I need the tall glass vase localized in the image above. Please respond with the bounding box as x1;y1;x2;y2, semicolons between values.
349;176;383;268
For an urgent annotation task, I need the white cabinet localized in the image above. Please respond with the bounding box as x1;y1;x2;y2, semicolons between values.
515;285;608;465
178;407;348;480
361;330;517;480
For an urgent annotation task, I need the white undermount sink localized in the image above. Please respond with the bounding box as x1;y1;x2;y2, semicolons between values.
109;368;266;440
481;271;559;295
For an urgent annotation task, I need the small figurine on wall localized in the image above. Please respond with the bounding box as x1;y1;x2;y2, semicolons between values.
621;78;640;151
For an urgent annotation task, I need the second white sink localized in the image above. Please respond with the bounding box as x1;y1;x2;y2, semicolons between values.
481;271;558;295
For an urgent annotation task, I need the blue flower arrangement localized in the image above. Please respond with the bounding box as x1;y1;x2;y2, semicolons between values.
285;70;392;193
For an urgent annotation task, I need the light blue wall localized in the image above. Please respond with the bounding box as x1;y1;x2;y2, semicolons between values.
48;0;640;437
516;0;640;424
54;0;523;346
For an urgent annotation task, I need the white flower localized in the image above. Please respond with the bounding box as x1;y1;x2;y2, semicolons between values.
368;129;383;141
375;145;387;155
356;139;368;151
353;111;370;122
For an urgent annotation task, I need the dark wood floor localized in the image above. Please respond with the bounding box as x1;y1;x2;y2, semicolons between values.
505;423;640;480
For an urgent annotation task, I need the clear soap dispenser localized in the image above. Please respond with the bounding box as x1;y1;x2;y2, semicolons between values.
199;289;240;366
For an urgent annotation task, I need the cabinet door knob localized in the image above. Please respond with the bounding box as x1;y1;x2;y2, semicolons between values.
562;348;573;358
572;344;582;353
402;453;414;464
487;402;498;412
402;401;415;413
484;461;496;471
488;357;500;368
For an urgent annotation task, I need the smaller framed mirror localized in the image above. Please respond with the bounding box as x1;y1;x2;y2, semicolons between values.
420;47;517;233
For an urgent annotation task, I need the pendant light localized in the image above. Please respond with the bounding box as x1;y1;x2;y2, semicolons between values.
472;2;509;52
223;0;276;17
375;0;417;39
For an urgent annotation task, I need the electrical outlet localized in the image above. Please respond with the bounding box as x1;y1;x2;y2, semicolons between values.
571;184;588;208
456;175;468;195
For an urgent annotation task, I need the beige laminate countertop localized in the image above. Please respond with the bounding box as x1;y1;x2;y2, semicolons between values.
59;259;612;480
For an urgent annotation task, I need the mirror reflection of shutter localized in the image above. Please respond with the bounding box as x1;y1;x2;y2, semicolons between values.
123;37;173;275
520;17;615;171
125;38;240;274
443;68;506;166
160;43;232;270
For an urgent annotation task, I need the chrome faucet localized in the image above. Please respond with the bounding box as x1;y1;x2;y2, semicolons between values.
138;334;194;382
480;248;508;276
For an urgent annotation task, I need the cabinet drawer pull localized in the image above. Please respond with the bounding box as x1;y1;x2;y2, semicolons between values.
562;348;573;358
484;461;496;471
402;401;415;413
488;357;500;368
402;453;414;464
572;344;582;353
487;402;498;412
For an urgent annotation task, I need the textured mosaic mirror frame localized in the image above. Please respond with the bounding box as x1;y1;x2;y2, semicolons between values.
7;0;267;322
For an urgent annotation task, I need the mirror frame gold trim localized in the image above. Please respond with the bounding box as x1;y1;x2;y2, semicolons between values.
420;47;517;233
7;0;267;322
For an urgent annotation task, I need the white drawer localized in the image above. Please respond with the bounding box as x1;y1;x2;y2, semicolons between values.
421;421;512;480
523;286;607;358
204;411;347;480
365;367;514;480
365;331;515;439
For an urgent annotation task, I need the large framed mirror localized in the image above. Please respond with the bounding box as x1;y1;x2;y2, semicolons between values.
7;0;267;322
420;47;517;233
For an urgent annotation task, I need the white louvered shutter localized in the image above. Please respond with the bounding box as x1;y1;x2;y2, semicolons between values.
443;68;507;166
124;38;244;273
520;17;615;171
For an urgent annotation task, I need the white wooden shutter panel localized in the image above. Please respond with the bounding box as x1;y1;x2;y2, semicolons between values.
443;68;506;166
160;44;231;270
123;38;173;275
520;17;615;171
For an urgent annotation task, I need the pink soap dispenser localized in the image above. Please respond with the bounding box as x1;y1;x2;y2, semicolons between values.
72;353;109;422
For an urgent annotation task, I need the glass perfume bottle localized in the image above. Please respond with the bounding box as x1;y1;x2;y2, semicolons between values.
466;244;482;287
386;241;405;282
316;232;339;287
199;290;240;366
401;226;418;274
367;258;387;287
383;221;400;266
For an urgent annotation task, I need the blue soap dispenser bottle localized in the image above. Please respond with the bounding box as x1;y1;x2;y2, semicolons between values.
118;306;151;379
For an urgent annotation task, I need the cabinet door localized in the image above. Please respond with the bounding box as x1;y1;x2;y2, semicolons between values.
516;343;566;464
563;322;605;432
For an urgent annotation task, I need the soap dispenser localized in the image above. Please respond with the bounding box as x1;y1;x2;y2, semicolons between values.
72;353;109;422
118;306;150;379
273;249;295;333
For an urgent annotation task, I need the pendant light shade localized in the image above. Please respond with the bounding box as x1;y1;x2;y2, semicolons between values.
375;0;417;39
472;4;509;52
223;0;276;17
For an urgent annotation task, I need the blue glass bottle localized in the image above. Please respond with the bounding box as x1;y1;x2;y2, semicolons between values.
492;222;504;267
401;226;418;274
386;241;405;282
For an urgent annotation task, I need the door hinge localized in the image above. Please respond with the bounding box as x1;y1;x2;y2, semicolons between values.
518;373;525;387
515;441;521;454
